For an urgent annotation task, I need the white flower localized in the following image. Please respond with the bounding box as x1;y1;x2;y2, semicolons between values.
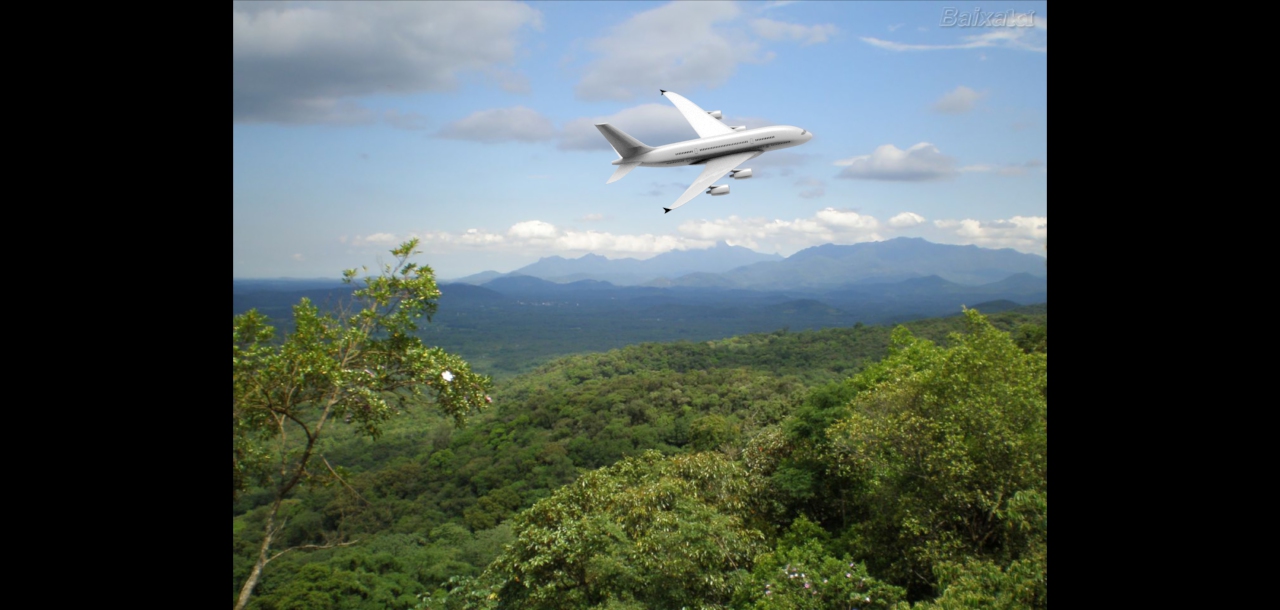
442;371;454;382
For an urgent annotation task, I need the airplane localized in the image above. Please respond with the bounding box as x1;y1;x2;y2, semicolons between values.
596;90;813;213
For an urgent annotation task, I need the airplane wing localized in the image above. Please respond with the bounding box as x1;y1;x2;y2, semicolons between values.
666;151;761;213
662;90;734;138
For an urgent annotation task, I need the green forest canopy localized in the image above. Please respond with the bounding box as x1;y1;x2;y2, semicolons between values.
234;300;1046;610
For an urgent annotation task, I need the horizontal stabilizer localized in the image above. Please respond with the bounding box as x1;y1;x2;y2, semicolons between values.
608;162;639;184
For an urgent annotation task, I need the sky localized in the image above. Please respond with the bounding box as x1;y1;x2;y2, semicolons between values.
233;1;1047;280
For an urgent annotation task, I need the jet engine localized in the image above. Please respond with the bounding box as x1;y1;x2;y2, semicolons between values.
730;169;752;179
706;110;723;119
706;185;730;196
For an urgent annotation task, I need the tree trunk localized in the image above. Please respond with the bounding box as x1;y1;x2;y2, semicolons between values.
234;510;277;610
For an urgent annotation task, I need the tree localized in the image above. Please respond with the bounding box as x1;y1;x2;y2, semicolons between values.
452;451;766;610
826;309;1047;600
733;516;906;610
233;239;491;610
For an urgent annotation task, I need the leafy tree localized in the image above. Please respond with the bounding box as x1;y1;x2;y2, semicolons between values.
689;413;741;451
457;451;766;610
1012;323;1047;354
826;309;1047;599
734;516;906;610
233;239;491;610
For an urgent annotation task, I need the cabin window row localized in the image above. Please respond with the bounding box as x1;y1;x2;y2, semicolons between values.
698;140;750;152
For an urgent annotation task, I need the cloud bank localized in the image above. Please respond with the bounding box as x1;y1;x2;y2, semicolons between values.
346;209;1045;263
572;2;837;101
835;143;956;181
232;2;542;124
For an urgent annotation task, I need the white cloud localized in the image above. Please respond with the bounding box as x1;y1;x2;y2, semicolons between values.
574;2;764;101
815;208;878;230
834;143;956;181
508;220;559;240
888;24;904;32
932;216;1046;251
751;18;838;45
861;13;1045;53
678;209;883;251
888;212;926;228
349;232;401;247
932;86;986;114
556;231;706;254
669;211;1045;257
291;253;305;262
233;2;542;123
436;106;557;143
581;213;606;222
349;210;1047;263
399;221;714;258
404;229;507;249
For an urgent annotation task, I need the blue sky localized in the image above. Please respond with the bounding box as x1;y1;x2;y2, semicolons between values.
233;1;1047;279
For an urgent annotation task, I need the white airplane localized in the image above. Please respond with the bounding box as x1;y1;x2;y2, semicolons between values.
596;90;813;213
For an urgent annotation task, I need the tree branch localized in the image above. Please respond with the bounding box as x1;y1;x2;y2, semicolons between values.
266;538;360;565
321;454;372;506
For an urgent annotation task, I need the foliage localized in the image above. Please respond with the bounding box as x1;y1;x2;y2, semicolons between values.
825;309;1047;598
735;517;906;610
235;306;1047;609
466;451;766;610
907;547;1046;609
232;239;492;609
1012;323;1047;354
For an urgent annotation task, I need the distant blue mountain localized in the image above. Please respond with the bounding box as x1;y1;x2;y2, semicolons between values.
437;283;510;303
693;238;1046;289
482;275;563;292
455;242;783;286
449;270;508;285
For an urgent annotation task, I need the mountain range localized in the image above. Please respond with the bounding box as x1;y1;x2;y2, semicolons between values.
451;241;782;286
450;238;1045;289
235;238;1046;376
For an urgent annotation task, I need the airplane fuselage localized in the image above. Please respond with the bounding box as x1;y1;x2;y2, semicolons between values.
610;125;812;166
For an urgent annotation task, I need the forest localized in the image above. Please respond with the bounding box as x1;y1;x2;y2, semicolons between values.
233;242;1047;610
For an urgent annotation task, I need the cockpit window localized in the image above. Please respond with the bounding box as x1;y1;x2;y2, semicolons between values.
801;130;806;135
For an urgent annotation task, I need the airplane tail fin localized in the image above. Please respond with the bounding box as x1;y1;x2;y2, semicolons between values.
595;123;654;159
